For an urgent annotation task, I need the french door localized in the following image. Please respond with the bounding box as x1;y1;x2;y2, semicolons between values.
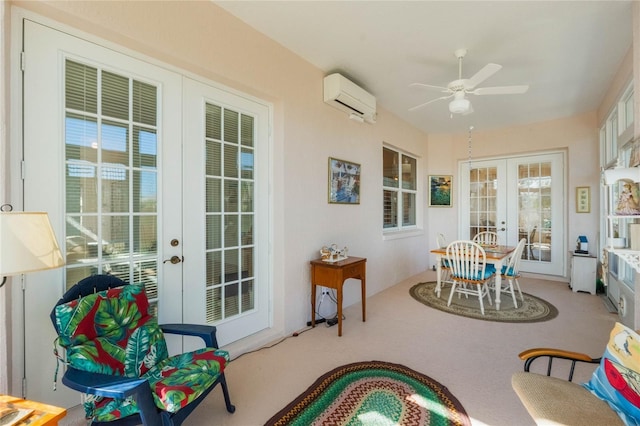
182;78;270;348
459;152;566;276
18;19;270;404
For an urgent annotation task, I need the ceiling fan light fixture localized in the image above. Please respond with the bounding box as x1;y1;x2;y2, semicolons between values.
449;97;470;114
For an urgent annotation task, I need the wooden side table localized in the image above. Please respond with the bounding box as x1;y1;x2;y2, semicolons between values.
0;395;66;426
310;256;366;336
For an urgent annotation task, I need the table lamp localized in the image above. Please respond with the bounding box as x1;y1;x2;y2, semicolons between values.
0;212;65;288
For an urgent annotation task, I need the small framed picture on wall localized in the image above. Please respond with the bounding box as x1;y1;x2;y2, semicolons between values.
328;157;361;204
429;175;452;207
576;186;590;213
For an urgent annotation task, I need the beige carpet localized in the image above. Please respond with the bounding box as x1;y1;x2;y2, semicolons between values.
60;270;617;425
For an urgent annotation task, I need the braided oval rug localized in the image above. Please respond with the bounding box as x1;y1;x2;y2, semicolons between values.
410;281;558;323
264;360;471;426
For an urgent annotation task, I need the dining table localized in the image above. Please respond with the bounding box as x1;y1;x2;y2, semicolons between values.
431;244;516;310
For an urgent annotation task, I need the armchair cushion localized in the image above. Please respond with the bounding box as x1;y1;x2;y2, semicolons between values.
500;265;517;276
512;372;624;425
584;322;640;425
54;284;168;377
145;347;229;413
53;283;229;422
452;264;496;281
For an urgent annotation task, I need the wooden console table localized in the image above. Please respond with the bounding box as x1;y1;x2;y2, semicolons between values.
310;256;366;336
0;395;66;426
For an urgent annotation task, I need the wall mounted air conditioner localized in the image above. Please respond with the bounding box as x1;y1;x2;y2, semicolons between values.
323;73;377;124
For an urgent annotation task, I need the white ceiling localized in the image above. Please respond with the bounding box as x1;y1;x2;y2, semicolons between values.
215;1;633;135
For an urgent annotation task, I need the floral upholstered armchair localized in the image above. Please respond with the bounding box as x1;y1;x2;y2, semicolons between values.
50;275;235;425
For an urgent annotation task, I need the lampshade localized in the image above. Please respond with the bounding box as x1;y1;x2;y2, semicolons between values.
0;212;65;277
449;97;470;114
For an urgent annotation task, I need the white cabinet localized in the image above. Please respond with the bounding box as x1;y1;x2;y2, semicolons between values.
570;254;597;294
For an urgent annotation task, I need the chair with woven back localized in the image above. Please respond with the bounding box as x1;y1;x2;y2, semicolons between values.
50;274;235;425
446;240;497;315
495;238;526;308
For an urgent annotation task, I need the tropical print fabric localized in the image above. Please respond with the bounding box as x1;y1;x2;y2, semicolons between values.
53;283;228;422
584;322;640;425
146;348;229;413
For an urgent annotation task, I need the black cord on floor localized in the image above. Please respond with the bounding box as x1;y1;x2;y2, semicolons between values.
231;326;315;361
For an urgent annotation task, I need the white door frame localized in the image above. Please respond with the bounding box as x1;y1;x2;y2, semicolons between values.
458;150;567;276
10;10;274;405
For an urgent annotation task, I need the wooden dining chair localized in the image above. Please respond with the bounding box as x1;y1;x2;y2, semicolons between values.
473;231;499;246
446;240;496;315
495;238;526;308
436;233;452;296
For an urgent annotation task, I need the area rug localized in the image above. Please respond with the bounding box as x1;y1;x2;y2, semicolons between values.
264;360;470;426
409;281;558;323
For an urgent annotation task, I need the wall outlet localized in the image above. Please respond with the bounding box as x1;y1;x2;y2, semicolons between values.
321;287;330;295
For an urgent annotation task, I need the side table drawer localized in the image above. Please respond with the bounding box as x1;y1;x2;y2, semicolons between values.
343;264;364;278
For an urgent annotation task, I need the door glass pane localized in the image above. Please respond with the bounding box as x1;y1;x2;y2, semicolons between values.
469;166;498;238
518;162;552;262
64;59;159;306
205;102;256;324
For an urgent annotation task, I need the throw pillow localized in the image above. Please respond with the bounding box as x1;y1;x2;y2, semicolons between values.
584;322;640;425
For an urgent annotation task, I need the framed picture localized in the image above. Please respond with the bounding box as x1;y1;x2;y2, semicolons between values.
328;157;361;204
429;175;452;207
576;186;590;213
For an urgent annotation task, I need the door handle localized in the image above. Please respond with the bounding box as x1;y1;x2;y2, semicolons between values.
163;255;184;264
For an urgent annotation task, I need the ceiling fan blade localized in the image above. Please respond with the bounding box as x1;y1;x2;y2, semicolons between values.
466;63;502;89
408;94;454;112
471;85;529;95
409;82;450;93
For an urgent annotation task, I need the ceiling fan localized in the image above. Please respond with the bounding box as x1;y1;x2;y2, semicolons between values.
409;48;529;115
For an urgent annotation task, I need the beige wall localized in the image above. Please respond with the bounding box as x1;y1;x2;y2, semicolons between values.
598;47;633;125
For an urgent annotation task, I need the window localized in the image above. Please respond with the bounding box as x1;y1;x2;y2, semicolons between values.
383;146;417;230
606;109;618;165
620;82;634;134
64;59;159;305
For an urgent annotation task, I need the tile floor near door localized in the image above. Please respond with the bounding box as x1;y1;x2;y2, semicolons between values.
61;270;617;425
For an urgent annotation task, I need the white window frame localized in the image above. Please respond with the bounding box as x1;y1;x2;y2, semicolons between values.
619;82;634;139
606;109;618;166
382;144;420;236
